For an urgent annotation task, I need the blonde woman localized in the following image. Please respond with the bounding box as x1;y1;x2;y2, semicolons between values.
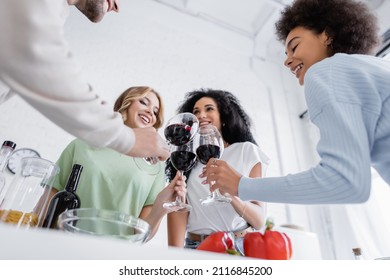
47;86;185;241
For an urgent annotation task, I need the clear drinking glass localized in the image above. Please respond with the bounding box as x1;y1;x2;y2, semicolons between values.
194;124;232;206
57;208;151;244
0;157;59;228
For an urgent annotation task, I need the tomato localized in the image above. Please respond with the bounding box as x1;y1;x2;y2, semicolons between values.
196;232;238;254
244;219;292;260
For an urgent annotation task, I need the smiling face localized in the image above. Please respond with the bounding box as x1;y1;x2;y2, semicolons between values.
192;97;222;132
72;0;119;23
124;91;160;129
284;26;332;85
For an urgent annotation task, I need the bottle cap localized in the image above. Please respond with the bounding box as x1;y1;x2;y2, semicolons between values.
2;140;16;150
352;248;362;255
73;164;83;172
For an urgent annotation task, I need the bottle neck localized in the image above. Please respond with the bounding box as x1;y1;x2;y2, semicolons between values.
64;164;83;193
354;254;364;260
352;248;364;260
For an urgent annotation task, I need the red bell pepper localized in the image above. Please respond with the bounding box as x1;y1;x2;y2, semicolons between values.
244;219;292;260
196;232;239;255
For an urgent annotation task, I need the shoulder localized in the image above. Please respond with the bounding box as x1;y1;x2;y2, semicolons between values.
228;142;256;152
229;142;270;165
307;53;381;80
304;54;379;117
61;139;105;158
66;138;90;150
230;141;261;153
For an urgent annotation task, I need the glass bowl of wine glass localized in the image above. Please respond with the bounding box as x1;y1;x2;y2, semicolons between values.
194;124;231;205
164;112;199;146
57;208;151;244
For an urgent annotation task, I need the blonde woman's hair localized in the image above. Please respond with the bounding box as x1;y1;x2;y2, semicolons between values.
113;86;164;129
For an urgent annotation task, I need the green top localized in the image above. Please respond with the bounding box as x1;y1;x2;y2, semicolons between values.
53;139;165;217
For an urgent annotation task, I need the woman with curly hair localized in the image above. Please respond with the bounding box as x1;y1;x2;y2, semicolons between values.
166;88;270;254
205;0;390;204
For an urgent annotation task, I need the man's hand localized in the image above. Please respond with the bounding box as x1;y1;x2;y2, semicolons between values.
127;127;169;161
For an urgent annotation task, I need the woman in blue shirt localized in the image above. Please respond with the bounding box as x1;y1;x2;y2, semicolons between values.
204;0;390;204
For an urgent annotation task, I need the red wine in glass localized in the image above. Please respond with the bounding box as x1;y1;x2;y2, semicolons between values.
141;113;198;170
194;124;231;206
170;151;197;171
164;124;193;146
164;113;199;146
196;144;221;165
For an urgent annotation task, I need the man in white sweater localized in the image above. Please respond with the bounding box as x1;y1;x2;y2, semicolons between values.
0;0;169;160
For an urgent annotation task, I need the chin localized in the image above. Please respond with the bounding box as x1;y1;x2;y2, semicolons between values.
87;14;105;23
299;75;305;86
139;124;152;129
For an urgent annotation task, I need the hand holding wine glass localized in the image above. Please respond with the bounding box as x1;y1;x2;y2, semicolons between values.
129;127;170;159
131;127;169;175
163;140;197;212
195;124;232;205
162;113;199;212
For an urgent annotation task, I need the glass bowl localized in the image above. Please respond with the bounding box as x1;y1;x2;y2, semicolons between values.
57;208;151;244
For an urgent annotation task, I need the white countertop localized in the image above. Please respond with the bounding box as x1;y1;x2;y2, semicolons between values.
0;223;232;260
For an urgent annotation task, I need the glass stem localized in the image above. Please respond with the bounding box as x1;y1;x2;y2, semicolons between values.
213;188;223;197
175;195;182;204
177;170;184;203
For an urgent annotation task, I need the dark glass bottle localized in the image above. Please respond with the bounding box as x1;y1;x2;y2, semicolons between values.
42;164;83;229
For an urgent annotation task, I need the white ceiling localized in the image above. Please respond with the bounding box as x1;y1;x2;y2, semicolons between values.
152;0;390;36
150;0;390;60
151;0;289;38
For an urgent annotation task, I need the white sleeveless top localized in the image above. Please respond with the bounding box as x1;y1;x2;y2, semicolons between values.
186;142;270;234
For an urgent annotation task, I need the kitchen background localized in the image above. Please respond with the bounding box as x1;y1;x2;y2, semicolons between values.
1;0;390;259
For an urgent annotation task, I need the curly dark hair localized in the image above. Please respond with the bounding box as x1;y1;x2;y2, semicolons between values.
165;88;258;181
176;88;257;145
275;0;380;55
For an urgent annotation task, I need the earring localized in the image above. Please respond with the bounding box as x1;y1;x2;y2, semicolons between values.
121;112;127;121
222;123;226;127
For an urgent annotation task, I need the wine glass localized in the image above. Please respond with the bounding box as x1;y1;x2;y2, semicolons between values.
136;113;199;175
195;124;232;206
164;112;199;146
162;113;199;211
162;140;197;212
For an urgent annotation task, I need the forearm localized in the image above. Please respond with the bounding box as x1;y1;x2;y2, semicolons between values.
142;204;166;241
0;0;135;154
230;196;265;230
167;212;187;247
239;163;371;204
240;102;372;204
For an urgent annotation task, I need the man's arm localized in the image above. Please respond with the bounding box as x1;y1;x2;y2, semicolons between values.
0;0;135;154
